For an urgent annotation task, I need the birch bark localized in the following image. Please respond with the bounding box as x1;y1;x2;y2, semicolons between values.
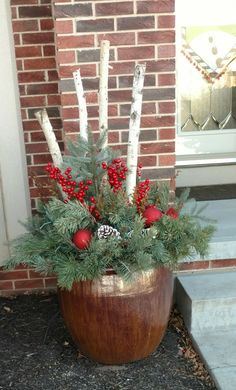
73;69;88;141
35;109;63;168
99;40;110;147
126;64;146;199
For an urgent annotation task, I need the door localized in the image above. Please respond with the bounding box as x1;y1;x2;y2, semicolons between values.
176;0;236;186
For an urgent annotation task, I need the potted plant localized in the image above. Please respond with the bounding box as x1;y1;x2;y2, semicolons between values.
4;42;214;364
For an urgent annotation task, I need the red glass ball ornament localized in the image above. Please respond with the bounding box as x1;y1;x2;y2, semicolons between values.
166;207;179;219
143;205;162;226
72;229;92;250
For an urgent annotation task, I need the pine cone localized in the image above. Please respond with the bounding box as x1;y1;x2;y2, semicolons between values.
97;225;120;239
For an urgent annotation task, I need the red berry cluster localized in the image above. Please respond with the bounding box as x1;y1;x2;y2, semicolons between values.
134;179;150;212
102;159;128;192
137;163;142;177
45;163;92;204
88;196;101;220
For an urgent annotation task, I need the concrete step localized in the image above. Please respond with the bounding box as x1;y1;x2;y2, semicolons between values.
175;270;236;390
175;270;236;332
192;330;236;390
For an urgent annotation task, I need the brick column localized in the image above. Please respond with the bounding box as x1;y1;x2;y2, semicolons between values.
53;0;176;182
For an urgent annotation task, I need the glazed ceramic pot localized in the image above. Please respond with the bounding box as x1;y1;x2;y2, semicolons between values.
58;267;173;364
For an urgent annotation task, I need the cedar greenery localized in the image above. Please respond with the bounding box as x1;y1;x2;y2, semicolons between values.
5;132;215;289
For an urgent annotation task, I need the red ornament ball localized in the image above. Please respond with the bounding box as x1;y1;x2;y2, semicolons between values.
166;207;179;219
143;205;162;226
72;229;92;250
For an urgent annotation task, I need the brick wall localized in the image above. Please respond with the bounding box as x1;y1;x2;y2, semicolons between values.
11;0;63;211
54;0;176;183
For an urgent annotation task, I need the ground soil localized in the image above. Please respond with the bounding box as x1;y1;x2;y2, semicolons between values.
0;293;216;390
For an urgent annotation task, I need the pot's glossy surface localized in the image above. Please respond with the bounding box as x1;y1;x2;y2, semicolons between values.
58;267;173;364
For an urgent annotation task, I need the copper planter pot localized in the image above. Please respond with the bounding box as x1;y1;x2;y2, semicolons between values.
58;267;173;364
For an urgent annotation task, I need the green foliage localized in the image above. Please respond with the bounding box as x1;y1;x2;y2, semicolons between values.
4;134;216;290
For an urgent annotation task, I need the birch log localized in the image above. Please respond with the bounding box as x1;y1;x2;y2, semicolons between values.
73;69;88;141
126;64;146;199
99;40;110;147
35;109;63;168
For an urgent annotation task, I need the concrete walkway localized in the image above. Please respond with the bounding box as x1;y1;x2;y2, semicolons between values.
176;270;236;390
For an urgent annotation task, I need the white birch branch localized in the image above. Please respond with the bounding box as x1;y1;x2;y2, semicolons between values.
126;64;146;199
35;109;63;168
73;68;88;141
99;40;110;147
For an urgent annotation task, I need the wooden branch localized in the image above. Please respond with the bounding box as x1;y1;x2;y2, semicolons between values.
126;64;146;199
35;109;63;168
73;69;88;141
99;40;110;147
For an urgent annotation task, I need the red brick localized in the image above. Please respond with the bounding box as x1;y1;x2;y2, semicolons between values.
84;92;98;104
118;46;154;61
54;3;92;17
159;102;175;114
22;32;54;44
29;270;43;278
109;61;135;75
159;128;175;140
108;131;119;144
43;46;56;57
59;64;96;78
24;58;56;70
15;264;29;270
16;59;23;71
11;0;38;5
138;155;157;166
210;259;236;268
137;0;174;14
109;90;132;103
48;70;59;81
14;34;20;45
158;45;175;58
158;73;175;86
95;2;133;16
179;261;210;271
138;31;175;44
158;15;175;29
57;35;94;49
0;281;14;290
40;19;54;31
140;142;175;154
18;5;51;18
20;96;46;108
117;16;154;30
25;143;49;153
12;20;39;32
0;270;28;280
27;83;58;95
15;46;42;58
57;51;76;65
23;120;41;131
159;154;175;166
11;6;17;19
47;95;61;105
97;32;135;46
33;154;52;165
61;93;77;106
14;279;44;289
141;115;175;128
146;59;175;72
44;277;57;288
31;130;62;142
18;71;45;83
55;20;73;35
62;107;79;120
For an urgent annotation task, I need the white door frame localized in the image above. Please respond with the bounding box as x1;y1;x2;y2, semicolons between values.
0;0;31;265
